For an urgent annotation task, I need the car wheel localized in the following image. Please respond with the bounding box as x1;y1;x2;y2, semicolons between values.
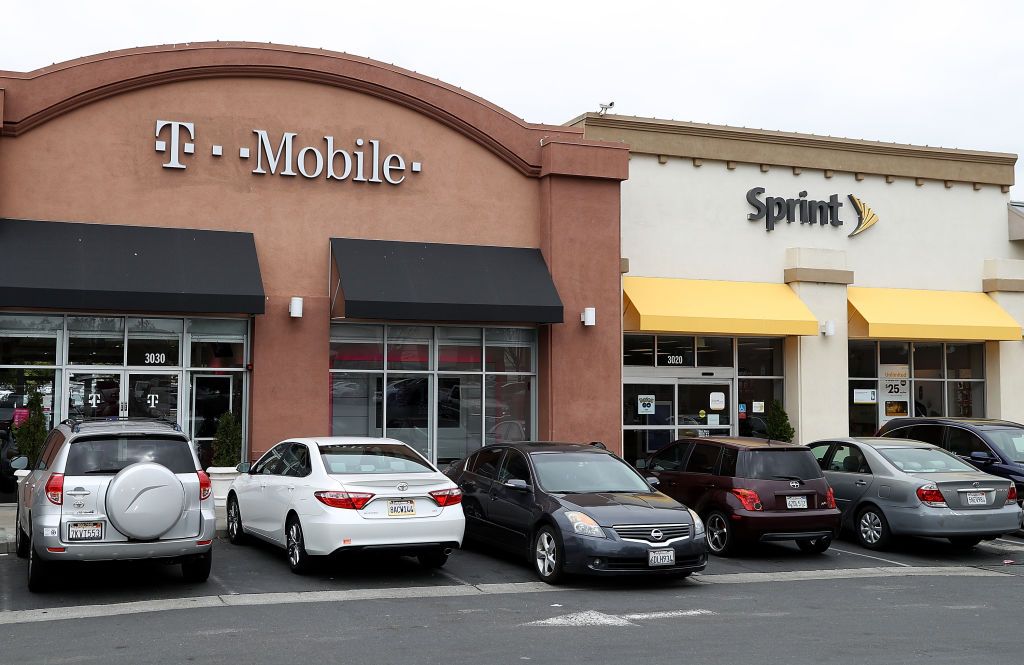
26;531;50;593
418;547;450;569
226;495;246;545
533;526;565;584
181;552;212;583
705;511;735;556
14;507;29;559
286;516;312;575
796;536;833;554
856;506;892;550
948;536;983;550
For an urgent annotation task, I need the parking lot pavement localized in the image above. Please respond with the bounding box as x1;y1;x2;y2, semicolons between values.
1;532;1022;614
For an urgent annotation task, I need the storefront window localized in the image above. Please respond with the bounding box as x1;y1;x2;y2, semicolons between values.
0;368;58;503
623;334;655;367
622;429;672;468
68;317;125;366
0;337;57;365
738;338;783;376
848;341;985;433
127;318;182;368
329;324;537;465
656;336;694;367
623;384;674;427
737;378;782;437
696;337;733;367
190;341;244;368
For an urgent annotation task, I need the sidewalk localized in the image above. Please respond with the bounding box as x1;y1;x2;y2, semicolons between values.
0;503;226;554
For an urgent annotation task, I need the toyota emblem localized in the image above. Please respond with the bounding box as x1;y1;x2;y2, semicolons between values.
650;529;664;541
397;482;409;492
789;481;801;488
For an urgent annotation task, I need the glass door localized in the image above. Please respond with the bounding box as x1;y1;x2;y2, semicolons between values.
67;372;122;419
126;372;180;421
191;374;234;468
677;382;732;437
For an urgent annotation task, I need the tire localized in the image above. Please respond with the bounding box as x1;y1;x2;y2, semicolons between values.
856;506;892;551
14;507;29;559
796;536;833;554
533;526;565;584
705;511;736;556
418;547;450;569
948;536;983;550
226;495;246;545
181;552;212;583
26;532;50;593
285;516;312;574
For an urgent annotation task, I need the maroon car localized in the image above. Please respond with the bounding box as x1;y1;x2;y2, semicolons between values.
643;437;840;555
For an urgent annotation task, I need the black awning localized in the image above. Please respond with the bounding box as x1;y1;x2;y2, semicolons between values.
0;218;265;314
331;238;563;323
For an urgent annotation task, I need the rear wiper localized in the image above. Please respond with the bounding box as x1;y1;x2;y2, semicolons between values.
81;468;124;474
772;475;803;481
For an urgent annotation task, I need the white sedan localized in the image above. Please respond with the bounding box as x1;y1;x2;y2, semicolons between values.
226;437;465;573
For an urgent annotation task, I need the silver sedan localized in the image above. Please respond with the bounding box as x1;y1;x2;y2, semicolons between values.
807;437;1023;550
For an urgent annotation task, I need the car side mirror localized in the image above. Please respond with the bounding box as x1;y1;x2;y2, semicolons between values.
10;456;28;470
504;478;530;491
236;462;252;473
646;476;660;487
635;459;648;470
969;451;997;464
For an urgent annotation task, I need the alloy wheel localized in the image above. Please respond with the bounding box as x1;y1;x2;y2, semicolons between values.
859;511;882;545
227;501;239;540
535;531;557;577
287;522;303;568
706;514;729;553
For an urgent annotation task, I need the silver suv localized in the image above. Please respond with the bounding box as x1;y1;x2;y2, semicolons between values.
11;418;215;592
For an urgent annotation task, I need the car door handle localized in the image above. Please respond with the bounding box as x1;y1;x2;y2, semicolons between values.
855;480;868;486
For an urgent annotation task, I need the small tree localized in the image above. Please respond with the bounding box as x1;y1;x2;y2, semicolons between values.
14;389;48;466
211;411;243;468
765;399;795;443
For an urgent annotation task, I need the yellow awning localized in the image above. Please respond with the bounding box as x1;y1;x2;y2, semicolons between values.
847;287;1022;341
623;277;818;336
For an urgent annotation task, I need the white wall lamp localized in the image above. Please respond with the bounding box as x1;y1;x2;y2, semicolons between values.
581;307;597;326
289;296;304;318
819;319;835;337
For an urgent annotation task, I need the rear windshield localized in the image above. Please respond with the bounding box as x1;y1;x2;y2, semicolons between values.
320;444;435;474
879;447;975;473
985;429;1024;463
65;436;196;475
738;449;823;481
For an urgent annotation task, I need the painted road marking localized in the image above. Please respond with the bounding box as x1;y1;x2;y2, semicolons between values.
828;546;911;567
0;566;1007;626
524;609;717;627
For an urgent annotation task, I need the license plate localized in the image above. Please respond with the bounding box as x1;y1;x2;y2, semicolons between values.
966;492;987;506
67;521;103;541
388;499;416;517
786;496;808;509
648;549;675;567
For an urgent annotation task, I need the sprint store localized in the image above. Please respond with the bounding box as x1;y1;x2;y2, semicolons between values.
574;114;1024;465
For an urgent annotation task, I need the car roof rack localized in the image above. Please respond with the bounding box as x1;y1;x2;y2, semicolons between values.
60;416;183;434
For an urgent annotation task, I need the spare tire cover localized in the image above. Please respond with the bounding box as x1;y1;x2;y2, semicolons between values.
105;462;186;540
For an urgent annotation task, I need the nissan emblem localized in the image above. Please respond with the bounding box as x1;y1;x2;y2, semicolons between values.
650;529;664;541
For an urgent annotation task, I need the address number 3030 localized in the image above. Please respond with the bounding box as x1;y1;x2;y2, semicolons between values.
144;353;167;364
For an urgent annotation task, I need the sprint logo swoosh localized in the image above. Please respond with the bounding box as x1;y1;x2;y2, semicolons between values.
848;195;879;237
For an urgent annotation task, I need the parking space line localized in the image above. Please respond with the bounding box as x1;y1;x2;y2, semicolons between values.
828;546;912;567
436;569;474;587
0;566;1006;626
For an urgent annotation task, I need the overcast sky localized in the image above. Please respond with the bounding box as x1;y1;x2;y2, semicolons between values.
3;0;1022;195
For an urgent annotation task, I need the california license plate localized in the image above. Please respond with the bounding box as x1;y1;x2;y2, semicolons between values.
966;492;987;506
786;496;808;509
648;549;675;566
388;499;416;517
67;521;103;541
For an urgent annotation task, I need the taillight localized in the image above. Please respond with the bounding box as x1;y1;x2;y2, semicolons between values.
45;473;64;505
916;483;946;507
1007;484;1018;505
731;488;763;511
825;487;836;509
314;491;374;510
429;487;463;507
197;471;212;501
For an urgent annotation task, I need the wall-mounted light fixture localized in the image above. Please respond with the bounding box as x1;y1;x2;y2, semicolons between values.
289;297;304;318
819;320;835;337
581;307;596;326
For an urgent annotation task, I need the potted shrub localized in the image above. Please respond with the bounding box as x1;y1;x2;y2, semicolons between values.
205;411;244;507
765;399;796;443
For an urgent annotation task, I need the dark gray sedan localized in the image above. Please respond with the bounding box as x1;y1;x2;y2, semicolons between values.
807;437;1023;550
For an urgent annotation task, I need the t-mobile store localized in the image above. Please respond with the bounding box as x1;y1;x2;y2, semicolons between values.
574;114;1024;466
0;43;626;502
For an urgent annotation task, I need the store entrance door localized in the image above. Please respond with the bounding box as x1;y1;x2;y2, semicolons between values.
66;371;181;424
191;374;234;468
677;382;733;437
